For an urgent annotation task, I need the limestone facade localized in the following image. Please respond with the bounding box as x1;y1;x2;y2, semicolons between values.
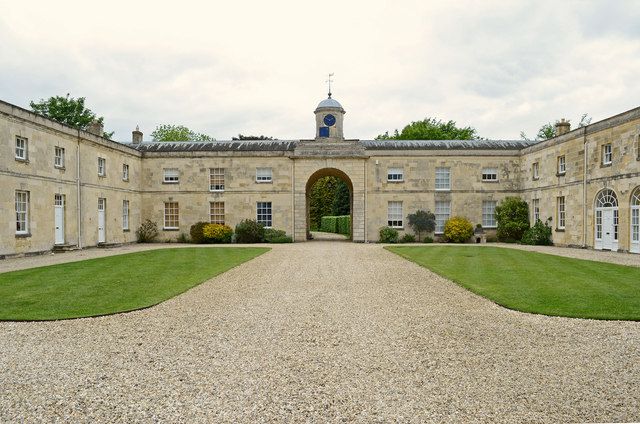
1;97;639;257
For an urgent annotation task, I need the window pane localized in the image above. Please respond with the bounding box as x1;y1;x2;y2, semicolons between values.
163;168;179;182
435;201;450;233
256;168;272;182
387;201;403;227
435;167;450;190
15;191;29;233
122;200;129;230
482;201;497;227
257;202;272;227
209;168;225;191
482;168;498;181
164;202;179;228
387;168;403;181
210;201;225;224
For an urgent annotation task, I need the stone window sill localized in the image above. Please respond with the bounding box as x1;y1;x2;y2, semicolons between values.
123;229;130;232
482;180;499;183
555;228;565;232
556;172;566;177
600;163;612;168
15;158;29;163
163;228;180;231
255;180;273;184
162;181;179;184
15;233;32;238
55;166;66;171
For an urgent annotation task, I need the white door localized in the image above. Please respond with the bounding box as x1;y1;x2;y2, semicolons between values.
98;198;106;243
601;209;614;250
631;207;639;254
54;194;65;244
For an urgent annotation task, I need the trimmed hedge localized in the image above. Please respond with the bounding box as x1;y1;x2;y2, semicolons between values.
320;215;350;235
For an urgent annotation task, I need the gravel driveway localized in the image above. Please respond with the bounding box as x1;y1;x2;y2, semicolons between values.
1;242;639;422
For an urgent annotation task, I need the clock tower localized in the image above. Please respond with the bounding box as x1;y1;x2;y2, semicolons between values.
314;94;345;141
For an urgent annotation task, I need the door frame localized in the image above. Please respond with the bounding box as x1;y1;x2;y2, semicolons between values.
98;197;106;244
54;194;65;245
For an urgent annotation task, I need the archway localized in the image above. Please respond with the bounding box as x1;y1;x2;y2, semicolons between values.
595;188;619;251
305;168;353;241
631;187;640;254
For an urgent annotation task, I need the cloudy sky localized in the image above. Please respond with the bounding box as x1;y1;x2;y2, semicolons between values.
1;0;639;142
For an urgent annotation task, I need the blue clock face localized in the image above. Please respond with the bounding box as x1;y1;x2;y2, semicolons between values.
323;114;336;127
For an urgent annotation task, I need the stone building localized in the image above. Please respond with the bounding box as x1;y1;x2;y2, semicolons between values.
1;96;639;257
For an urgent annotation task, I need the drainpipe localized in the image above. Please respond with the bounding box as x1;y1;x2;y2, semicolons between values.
363;159;367;243
582;125;588;248
291;159;295;241
76;129;82;248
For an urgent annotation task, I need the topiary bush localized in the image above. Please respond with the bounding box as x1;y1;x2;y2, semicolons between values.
443;216;474;243
379;227;399;243
407;210;436;241
495;197;530;242
136;219;158;243
400;233;416;243
203;223;233;243
521;219;553;246
336;215;351;235
235;219;265;243
320;216;337;233
189;222;209;244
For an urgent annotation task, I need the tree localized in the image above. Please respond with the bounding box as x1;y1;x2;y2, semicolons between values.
495;197;530;242
151;124;214;142
376;117;479;140
407;210;436;241
232;134;275;140
308;176;350;230
521;113;592;141
331;180;350;216
29;94;114;139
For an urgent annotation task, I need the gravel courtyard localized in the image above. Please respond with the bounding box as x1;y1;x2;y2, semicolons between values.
1;243;639;423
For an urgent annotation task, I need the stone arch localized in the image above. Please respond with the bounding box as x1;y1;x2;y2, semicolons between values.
305;168;354;240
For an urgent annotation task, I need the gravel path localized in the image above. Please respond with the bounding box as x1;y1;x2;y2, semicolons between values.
1;242;639;422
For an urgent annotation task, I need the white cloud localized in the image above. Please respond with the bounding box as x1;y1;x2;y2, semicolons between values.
0;0;638;141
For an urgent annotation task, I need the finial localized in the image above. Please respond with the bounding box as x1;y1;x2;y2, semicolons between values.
326;73;334;98
135;125;140;131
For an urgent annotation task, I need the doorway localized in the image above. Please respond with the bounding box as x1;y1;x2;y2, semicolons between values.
98;198;106;244
54;194;65;245
595;189;618;251
305;168;353;241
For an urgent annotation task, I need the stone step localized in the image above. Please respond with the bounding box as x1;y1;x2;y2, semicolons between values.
52;244;79;252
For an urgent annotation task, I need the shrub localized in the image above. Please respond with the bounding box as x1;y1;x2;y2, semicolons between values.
423;236;434;243
521;219;553;246
268;235;293;243
400;233;416;243
264;228;287;242
443;216;474;243
336;215;351;235
379;227;399;243
176;233;190;243
203;223;233;243
136;219;158;243
235;219;265;243
495;197;530;242
190;221;209;244
407;210;436;241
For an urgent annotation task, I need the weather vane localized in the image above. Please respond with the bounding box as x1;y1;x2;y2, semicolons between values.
326;73;334;98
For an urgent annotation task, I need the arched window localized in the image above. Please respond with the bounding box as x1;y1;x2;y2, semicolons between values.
631;187;640;251
595;189;618;208
632;188;640;206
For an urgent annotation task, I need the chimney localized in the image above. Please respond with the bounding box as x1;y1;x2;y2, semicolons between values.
555;119;570;136
132;125;143;144
87;120;104;136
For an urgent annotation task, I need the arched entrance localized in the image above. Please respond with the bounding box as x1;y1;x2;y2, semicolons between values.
305;168;353;240
595;188;619;251
631;187;640;253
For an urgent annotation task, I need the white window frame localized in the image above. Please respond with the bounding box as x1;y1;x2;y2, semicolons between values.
15;190;29;234
122;164;129;181
257;202;272;228
98;157;106;176
209;168;225;191
482;200;497;228
256;167;273;183
532;198;540;223
435;167;451;191
163;202;179;229
435;200;451;234
163;168;179;183
602;143;612;165
387;201;403;228
122;200;130;230
532;162;539;180
210;201;225;224
387;168;404;182
15;136;28;161
481;168;498;182
557;156;566;175
54;146;65;168
557;196;566;229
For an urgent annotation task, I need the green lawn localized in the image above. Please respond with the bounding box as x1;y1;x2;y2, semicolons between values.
387;246;640;320
0;247;268;321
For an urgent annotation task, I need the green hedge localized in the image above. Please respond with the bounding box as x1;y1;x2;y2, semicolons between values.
320;215;350;235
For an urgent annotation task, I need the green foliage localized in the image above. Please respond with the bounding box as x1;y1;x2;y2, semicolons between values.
387;246;640;320
177;233;190;243
376;117;479;140
521;219;553;246
400;233;416;243
423;236;434;243
309;176;350;230
136;219;158;243
151;124;214;142
29;94;113;138
407;210;436;241
379;227;399;243
495;197;530;242
232;134;274;140
202;223;233;244
0;248;268;320
190;221;209;244
264;228;292;243
235;219;266;243
443;216;474;243
320;215;350;235
536;123;556;140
